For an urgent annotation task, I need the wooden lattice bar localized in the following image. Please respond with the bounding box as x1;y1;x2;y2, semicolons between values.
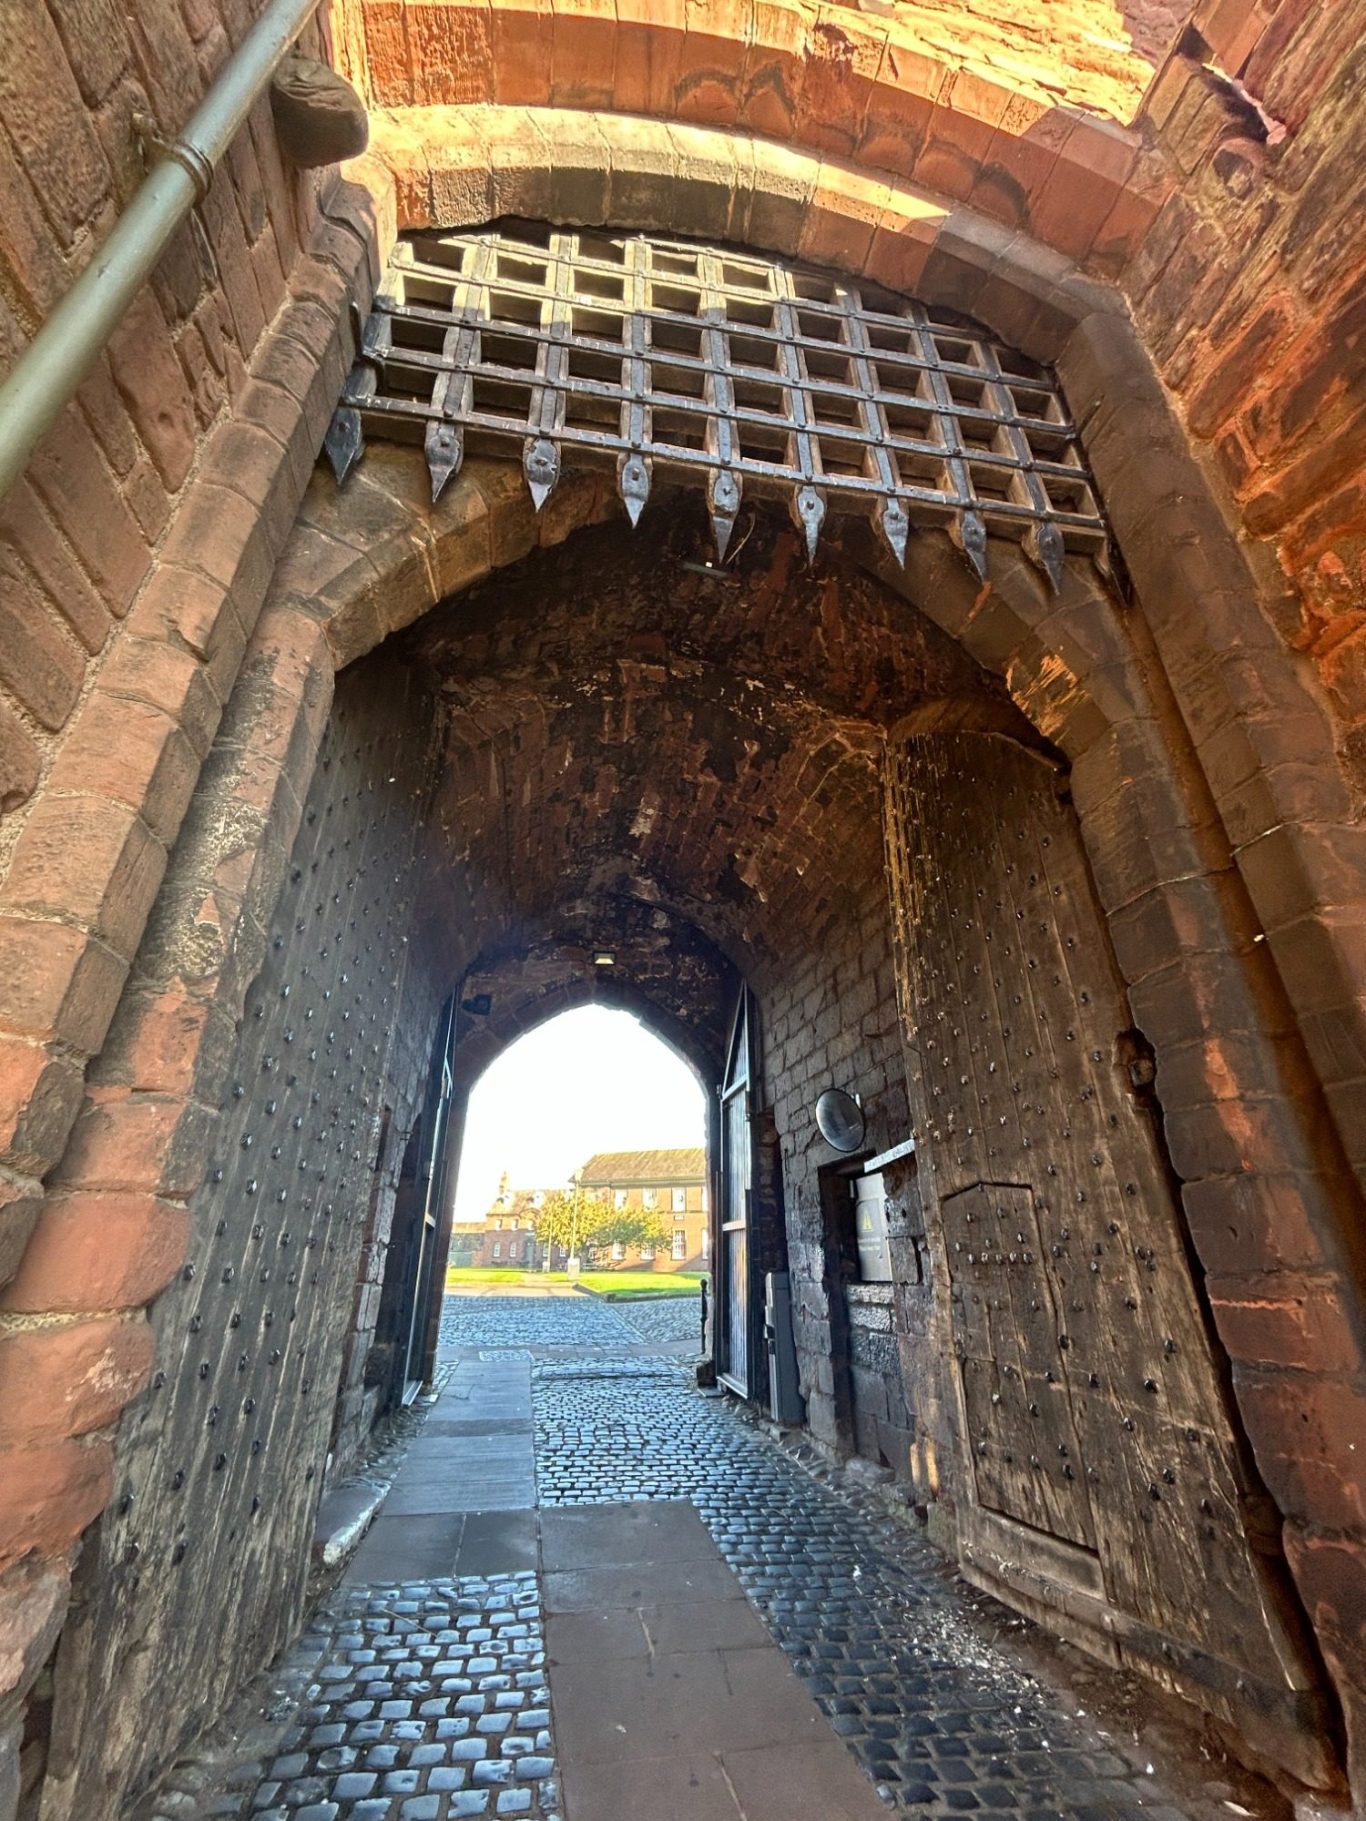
325;222;1111;588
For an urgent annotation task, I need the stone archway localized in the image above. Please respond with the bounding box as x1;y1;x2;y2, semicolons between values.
4;175;1364;1811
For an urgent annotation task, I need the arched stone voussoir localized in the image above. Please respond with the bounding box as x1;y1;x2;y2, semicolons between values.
280;449;622;670
361;107;1128;366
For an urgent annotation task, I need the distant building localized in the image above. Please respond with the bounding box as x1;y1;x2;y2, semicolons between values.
448;1173;547;1269
576;1147;709;1273
449;1152;709;1274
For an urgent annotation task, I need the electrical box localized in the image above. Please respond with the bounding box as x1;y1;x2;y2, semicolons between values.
764;1271;806;1426
854;1171;893;1282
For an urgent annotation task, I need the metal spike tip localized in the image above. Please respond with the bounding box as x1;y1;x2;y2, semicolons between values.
1026;519;1066;594
523;438;560;513
876;497;910;567
324;406;363;486
792;485;825;562
619;455;650;527
425;422;463;504
951;509;989;583
708;470;742;562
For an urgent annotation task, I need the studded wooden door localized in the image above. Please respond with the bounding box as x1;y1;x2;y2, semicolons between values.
41;656;444;1819
884;731;1327;1771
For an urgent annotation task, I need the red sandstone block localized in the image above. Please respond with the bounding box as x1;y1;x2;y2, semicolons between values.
205;179;267;360
0;568;84;735
407;0;495;106
1;1188;190;1315
360;0;414;105
737;0;806;141
0;919;127;1055
1235;1369;1366;1530
0;1436;113;1572
856;34;944;181
0;1;111;246
1208;1275;1363;1375
27;408;150;618
47;0;131;107
99;634;223;760
0;795;166;964
58;1090;209;1200
48;694;199;851
0;1041;86;1181
968;109;1068;235
0;1319;153;1447
551;0;620;112
0;129;72;322
792;6;883;157
0;702;39;814
0;481;111;658
490;0;553;104
614;0;688;120
1187;293;1300;438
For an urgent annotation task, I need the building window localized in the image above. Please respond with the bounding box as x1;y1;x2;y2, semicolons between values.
701;1184;709;1211
642;1186;656;1208
672;1186;686;1212
701;1226;710;1260
641;1244;655;1262
524;1239;534;1262
492;1241;502;1259
671;1230;687;1260
614;1188;628;1209
611;1242;625;1261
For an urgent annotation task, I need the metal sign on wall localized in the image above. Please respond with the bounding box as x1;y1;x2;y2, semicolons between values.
326;222;1110;589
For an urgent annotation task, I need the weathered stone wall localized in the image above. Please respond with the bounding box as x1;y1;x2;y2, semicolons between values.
755;852;912;1454
0;0;340;837
1130;0;1366;786
36;648;445;1820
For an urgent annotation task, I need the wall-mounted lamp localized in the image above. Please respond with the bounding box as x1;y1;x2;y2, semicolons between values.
593;952;616;967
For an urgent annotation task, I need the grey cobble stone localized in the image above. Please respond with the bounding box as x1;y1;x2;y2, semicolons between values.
198;1574;558;1821
532;1362;1198;1820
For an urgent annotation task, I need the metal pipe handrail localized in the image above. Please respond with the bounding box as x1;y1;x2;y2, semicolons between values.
0;0;321;504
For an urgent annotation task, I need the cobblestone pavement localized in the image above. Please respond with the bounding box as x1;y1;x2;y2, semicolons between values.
438;1294;637;1351
200;1573;558;1821
533;1364;1195;1821
610;1291;704;1348
150;1292;1246;1821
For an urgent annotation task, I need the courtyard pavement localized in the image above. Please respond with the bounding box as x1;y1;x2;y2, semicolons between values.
170;1290;1261;1821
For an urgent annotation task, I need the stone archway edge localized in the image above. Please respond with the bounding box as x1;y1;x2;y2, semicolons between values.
335;0;1166;276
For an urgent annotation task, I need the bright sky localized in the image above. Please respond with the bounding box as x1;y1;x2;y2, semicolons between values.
451;1006;707;1222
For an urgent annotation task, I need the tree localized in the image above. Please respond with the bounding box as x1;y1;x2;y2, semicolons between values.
529;1188;668;1261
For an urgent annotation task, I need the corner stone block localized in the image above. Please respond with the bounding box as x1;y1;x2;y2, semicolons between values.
0;1317;154;1447
0;1435;114;1572
0;1043;87;1182
0;1188;190;1315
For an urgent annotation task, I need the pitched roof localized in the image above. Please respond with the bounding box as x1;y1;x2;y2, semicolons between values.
577;1146;707;1185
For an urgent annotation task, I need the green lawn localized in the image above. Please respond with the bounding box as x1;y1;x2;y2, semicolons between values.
445;1265;705;1300
576;1271;705;1300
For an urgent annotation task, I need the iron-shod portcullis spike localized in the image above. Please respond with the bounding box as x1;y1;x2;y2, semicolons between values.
425;419;463;503
523;437;560;512
950;508;989;582
324;405;364;485
1025;518;1067;594
618;453;651;526
876;495;910;567
708;468;742;561
792;484;826;561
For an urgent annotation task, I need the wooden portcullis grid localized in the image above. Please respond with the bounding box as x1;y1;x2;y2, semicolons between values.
326;222;1110;588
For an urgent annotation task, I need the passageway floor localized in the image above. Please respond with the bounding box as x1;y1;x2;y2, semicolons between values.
153;1292;1277;1821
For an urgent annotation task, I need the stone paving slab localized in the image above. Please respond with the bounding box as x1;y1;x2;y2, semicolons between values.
532;1363;1202;1818
542;1499;887;1820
